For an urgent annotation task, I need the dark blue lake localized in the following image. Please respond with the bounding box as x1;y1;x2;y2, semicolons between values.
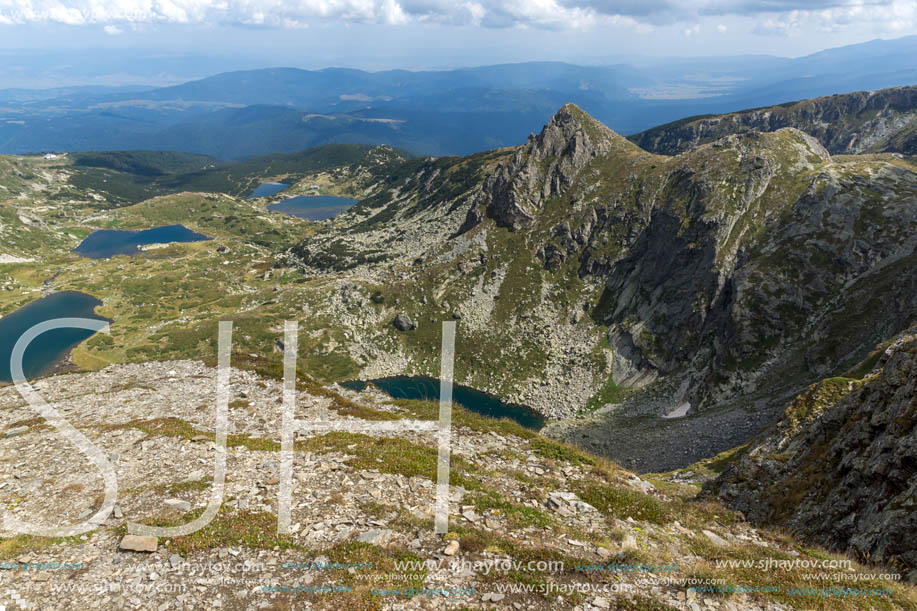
340;376;545;430
267;195;357;221
247;182;290;198
74;225;211;259
0;292;110;382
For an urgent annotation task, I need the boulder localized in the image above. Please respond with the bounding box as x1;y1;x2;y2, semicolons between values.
119;535;158;553
393;314;417;331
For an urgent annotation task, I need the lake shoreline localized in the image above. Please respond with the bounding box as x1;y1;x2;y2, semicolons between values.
341;375;546;430
0;291;111;383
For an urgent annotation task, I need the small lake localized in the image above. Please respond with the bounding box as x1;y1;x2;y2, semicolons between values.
74;225;211;259
0;292;110;382
267;195;357;221
247;182;290;199
340;376;545;430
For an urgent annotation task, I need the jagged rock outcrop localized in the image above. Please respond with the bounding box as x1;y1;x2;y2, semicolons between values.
706;327;917;582
629;85;917;156
471;104;631;231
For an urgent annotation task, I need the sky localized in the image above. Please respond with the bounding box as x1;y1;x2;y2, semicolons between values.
0;0;915;87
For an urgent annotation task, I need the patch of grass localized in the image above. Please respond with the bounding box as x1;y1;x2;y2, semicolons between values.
300;431;484;490
844;348;884;380
681;540;917;609
512;471;561;491
103;417;280;452
615;596;679;610
325;541;426;600
781;377;862;435
469;489;554;529
575;482;670;525
390;398;537;439
5;417;48;431
300;378;400;421
0;533;90;561
529;437;596;467
584;374;630;412
797;546;832;561
149;478;213;496
658;443;750;482
703;444;750;475
148;508;299;555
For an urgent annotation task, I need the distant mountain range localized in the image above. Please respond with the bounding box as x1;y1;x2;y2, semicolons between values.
1;36;916;159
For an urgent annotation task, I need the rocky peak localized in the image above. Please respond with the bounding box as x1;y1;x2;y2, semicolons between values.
469;104;629;231
529;103;624;161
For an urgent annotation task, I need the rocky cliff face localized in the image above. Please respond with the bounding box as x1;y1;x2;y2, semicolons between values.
706;327;917;582
599;128;917;410
629;85;917;156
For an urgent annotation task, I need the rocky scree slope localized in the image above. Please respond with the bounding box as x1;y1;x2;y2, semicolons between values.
1;360;915;609
287;104;916;470
705;326;917;583
628;85;917;156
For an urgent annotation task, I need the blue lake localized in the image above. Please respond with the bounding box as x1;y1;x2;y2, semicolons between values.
0;292;110;382
267;195;357;221
74;225;211;259
340;376;545;430
247;182;290;199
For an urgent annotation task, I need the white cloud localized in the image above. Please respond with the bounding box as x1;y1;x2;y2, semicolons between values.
0;0;913;32
747;2;916;36
754;15;801;36
103;23;122;33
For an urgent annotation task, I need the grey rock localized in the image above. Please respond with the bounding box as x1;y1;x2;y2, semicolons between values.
357;529;393;546
164;499;191;512
702;529;729;548
393;314;417;331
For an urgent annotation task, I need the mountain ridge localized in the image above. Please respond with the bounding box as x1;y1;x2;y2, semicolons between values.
628;85;917;156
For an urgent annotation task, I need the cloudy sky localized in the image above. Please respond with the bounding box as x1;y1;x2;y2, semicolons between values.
0;0;915;85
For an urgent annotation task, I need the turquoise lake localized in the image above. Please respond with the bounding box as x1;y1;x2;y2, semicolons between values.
340;376;545;430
